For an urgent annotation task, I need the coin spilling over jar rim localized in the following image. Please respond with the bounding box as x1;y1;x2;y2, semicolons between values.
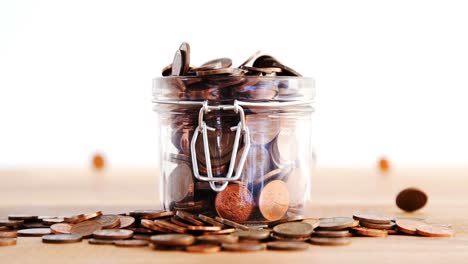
153;42;315;224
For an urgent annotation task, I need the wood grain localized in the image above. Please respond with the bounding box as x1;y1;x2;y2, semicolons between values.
1;168;467;263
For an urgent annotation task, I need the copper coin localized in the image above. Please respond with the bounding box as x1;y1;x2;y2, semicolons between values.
142;211;175;220
95;215;121;229
51;223;73;234
8;215;38;221
318;217;354;230
70;220;102;238
171;50;184;76
252;55;302;77
41;218;65;225
84;211;103;221
129;210;163;218
118;216;135;228
175;211;204;226
241;66;282;74
0;238;17;246
353;214;392;224
153;220;187;234
360;221;395;230
396;188;428;212
140;219;170;233
309;237;351;246
0;230;17;238
162;64;172;76
197;234;238;244
301;218;320;229
259;180;290;221
150;234;195;246
198;214;224;227
133;234;152;241
416;225;455;237
42;234;83;244
195;58;232;71
64;214;87;224
170;216;191;228
222;242;265;252
352;227;388;237
196;67;242;76
93;229;134;240
238;50;261;67
169;164;194;202
17;228;51;237
130;227;157;234
0;219;24;228
267;241;309;251
114;239;150;247
233;229;271;240
179;42;190;75
268;215;305;227
88;238;116;245
314;230;352;238
187;225;221;232
214;217;250;231
215;182;254;223
186;244;221;253
206;228;236;235
395;219;426;235
273;222;313;238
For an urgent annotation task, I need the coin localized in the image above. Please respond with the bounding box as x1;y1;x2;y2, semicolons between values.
70;220;102;238
259;180;290;221
241;66;282;74
267;241;309;251
88;238;116;245
42;234;83;244
41;218;65;225
214;217;250;231
64;214;87;224
301;218;320;229
253;168;284;186
314;230;352;238
140;219;170;233
195;58;232;71
170;216;191;228
186;244;221;253
0;238;17;246
0;219;24;228
171;50;184;76
93;229;134;240
8;215;38;221
206;228;236;235
84;211;103;221
179;42;191;75
197;234;239;244
198;214;224;227
215;183;254;223
133;234;152;241
142;211;175;220
17;228;51;237
416;225;455;237
187;225;221;232
0;230;17;238
318;217;354;230
118;216;135;228
50;223;72;234
153;220;187;234
351;227;388;237
252;55;302;76
353;214;392;224
233;229;271;240
162;64;172;76
196;68;242;76
169;164;194;202
309;237;351;246
238;50;261;67
175;211;204;226
273;222;313;238
396;188;428;212
395;219;426;235
360;221;395;230
114;239;150;247
268;215;305;227
95;215;121;229
222;242;265;252
150;234;195;246
129;210;163;218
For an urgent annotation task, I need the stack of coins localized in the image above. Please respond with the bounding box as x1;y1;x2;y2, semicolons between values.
158;42;312;224
0;211;455;250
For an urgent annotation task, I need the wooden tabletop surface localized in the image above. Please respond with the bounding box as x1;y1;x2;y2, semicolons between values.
1;167;467;263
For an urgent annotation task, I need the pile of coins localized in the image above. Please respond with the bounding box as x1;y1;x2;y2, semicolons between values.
157;42;313;224
0;210;455;251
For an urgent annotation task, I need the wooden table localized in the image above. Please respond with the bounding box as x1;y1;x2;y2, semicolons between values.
1;168;467;263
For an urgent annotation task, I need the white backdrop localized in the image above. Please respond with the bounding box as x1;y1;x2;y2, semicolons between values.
1;0;468;167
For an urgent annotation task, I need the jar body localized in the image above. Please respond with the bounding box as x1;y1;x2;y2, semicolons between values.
154;77;314;224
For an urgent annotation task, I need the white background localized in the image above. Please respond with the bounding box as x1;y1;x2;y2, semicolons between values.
1;0;468;168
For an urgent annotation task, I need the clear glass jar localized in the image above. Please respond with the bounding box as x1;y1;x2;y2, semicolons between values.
153;76;315;224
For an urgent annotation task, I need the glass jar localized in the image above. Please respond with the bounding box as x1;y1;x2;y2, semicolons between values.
153;76;315;224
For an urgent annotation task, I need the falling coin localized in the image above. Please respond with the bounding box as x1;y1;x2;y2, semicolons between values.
396;188;428;212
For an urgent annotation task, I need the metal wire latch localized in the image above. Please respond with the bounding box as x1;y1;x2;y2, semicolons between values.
190;100;251;192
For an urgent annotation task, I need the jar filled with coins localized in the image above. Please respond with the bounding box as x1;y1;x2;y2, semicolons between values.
153;43;315;224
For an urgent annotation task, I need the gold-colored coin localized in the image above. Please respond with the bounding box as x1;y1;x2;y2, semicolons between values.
314;230;352;238
352;214;392;224
232;229;271;240
309;237;351;246
186;244;221;253
318;217;354;230
351;227;388;237
196;234;239;244
360;221;395;230
221;242;265;252
114;239;149;247
273;222;313;238
150;234;195;246
266;241;309;251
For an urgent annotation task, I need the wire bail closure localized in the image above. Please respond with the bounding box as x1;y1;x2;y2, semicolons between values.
190;100;251;192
